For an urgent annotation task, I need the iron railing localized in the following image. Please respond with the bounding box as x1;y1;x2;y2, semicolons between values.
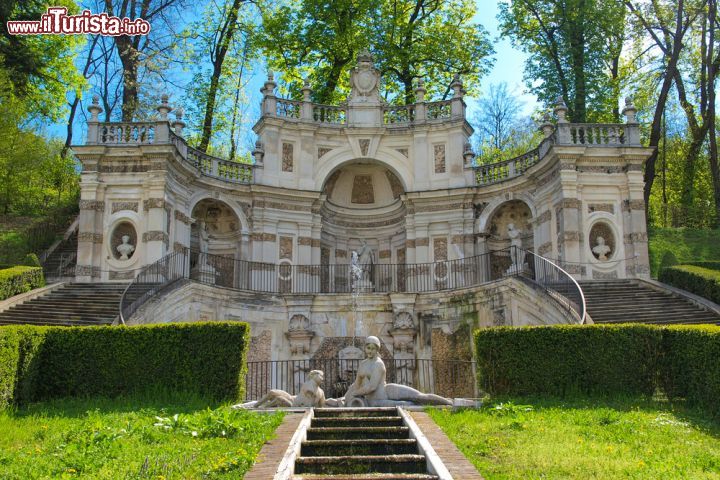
244;358;477;401
184;248;509;294
119;250;188;324
513;247;586;323
119;246;585;324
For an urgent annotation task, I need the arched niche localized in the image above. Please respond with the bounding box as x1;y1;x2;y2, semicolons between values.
190;198;242;287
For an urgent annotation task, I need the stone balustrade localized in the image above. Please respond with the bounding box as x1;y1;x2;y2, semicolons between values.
472;97;642;186
85;95;255;184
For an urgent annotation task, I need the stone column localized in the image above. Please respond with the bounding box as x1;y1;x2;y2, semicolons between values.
555;197;583;277
142;197;169;264
76;197;104;282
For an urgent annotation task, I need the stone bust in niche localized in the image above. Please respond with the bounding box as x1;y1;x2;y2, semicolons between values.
116;235;135;260
592;236;612;261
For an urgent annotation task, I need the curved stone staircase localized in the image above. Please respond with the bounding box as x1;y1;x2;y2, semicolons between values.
293;407;439;480
579;280;720;325
0;283;126;327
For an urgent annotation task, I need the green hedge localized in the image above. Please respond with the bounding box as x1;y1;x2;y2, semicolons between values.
660;325;720;417
0;322;249;409
476;324;720;417
0;266;44;301
686;261;720;271
475;324;661;397
660;265;720;304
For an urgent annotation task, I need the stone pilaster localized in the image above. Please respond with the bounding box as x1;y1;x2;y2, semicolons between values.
142;197;169;263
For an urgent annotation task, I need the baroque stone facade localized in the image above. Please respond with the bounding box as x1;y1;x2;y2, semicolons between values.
72;52;654;365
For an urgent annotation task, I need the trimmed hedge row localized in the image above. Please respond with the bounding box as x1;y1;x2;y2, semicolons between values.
660;326;720;416
475;324;720;417
660;265;720;305
475;324;661;397
686;261;720;271
0;322;249;409
0;266;44;301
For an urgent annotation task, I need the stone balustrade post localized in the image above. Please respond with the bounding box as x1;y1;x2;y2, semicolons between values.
539;113;555;139
553;97;571;144
450;74;465;118
172;107;186;137
301;79;313;120
414;78;426;123
622;97;641;146
87;95;103;144
252;140;265;168
155;94;171;143
463;142;475;168
263;72;277;116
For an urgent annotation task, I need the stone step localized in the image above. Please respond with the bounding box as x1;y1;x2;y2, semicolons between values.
306;426;410;440
294;455;427;475
301;439;418;457
293;474;439;480
593;317;720;325
311;416;404;428
313;407;399;417
0;318;111;327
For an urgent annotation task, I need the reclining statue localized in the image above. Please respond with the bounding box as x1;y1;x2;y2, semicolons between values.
343;336;453;407
234;369;326;409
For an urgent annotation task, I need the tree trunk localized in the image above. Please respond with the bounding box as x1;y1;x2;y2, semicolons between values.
199;63;223;152
117;38;140;122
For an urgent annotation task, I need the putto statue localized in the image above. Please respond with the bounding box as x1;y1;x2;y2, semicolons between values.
343;336;452;407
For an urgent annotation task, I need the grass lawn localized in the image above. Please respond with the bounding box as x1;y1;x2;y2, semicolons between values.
0;392;284;479
648;227;720;278
430;396;720;479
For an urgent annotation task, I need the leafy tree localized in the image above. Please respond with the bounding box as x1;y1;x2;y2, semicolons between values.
0;0;85;121
471;82;542;164
102;0;185;121
371;0;494;103
259;0;494;104
498;0;626;123
259;0;373;104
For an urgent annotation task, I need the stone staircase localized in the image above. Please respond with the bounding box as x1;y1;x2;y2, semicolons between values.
42;230;78;280
0;283;127;327
292;407;439;480
579;280;720;325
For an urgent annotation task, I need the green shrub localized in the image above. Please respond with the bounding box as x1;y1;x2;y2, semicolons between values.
659;250;678;272
660;325;720;418
0;266;44;300
21;253;40;267
474;324;661;397
0;322;249;409
659;265;720;304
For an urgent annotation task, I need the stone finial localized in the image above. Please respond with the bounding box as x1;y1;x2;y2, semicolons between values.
357;49;374;64
622;96;638;124
450;74;463;98
553;96;568;123
463;141;476;166
252;140;265;166
415;78;426;103
157;93;171;119
540;112;555;138
88;94;102;121
263;72;277;97
302;77;312;101
172;107;186;135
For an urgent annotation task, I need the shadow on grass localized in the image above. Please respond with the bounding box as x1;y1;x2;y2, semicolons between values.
480;394;720;439
8;388;229;419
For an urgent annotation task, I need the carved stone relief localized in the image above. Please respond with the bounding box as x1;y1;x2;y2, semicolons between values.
434;144;446;173
282;142;294;172
351;175;374;204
